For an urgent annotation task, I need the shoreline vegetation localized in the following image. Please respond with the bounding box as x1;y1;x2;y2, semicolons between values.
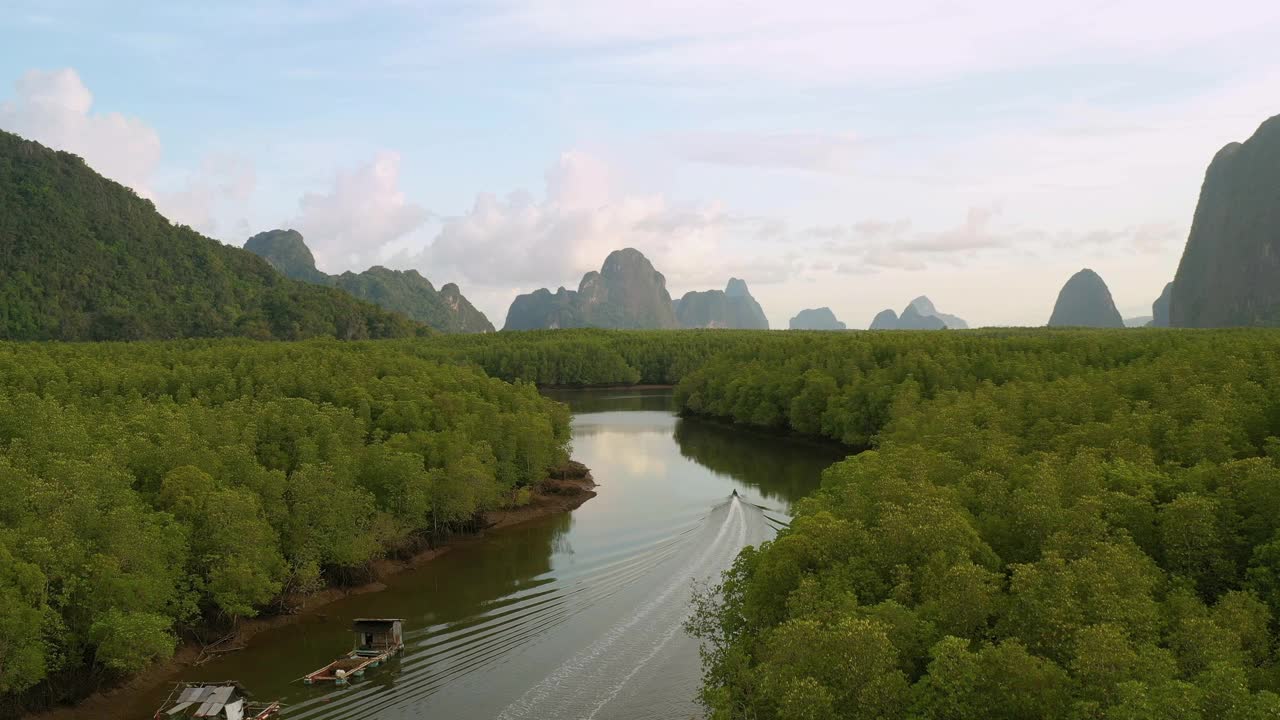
10;328;1280;720
0;340;579;718
27;464;596;720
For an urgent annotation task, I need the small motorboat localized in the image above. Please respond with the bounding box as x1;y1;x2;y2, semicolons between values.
303;618;405;686
154;682;279;720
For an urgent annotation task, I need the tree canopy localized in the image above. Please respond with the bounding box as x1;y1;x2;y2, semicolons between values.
676;328;1280;719
0;339;568;702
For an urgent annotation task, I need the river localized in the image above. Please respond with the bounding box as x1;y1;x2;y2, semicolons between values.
119;388;845;720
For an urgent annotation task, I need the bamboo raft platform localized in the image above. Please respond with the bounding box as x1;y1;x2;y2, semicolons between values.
302;618;404;686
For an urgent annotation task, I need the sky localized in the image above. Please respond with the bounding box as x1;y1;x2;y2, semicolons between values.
2;1;1279;329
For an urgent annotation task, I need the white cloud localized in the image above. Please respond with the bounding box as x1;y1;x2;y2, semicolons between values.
290;151;429;272
0;68;161;195
1056;222;1181;256
815;207;1020;270
157;154;257;237
422;150;781;293
902;207;1018;253
0;68;259;241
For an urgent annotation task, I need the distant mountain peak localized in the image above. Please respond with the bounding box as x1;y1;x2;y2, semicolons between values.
245;229;493;333
870;296;966;330
789;307;846;330
1048;268;1124;328
505;248;678;330
725;278;750;297
602;247;662;280
1170;113;1280;327
244;229;325;283
675;278;769;329
907;296;937;315
870;309;900;330
1150;282;1173;327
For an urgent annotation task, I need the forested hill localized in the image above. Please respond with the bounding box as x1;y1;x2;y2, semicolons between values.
245;229;495;333
0;131;423;341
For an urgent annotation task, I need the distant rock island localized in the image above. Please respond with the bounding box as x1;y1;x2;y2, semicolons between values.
789;307;846;330
906;296;969;329
1149;282;1173;327
504;248;679;330
245;229;494;333
674;278;769;329
1170;115;1280;327
1124;316;1153;328
868;296;967;330
1047;269;1124;327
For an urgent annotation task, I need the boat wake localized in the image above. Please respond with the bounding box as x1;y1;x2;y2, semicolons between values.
497;496;747;720
284;494;772;720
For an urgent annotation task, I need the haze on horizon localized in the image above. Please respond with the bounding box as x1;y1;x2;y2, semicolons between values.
2;0;1278;328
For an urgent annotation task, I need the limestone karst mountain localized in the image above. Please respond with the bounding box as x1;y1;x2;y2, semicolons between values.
868;296;966;330
245;229;494;333
896;304;948;330
504;248;679;330
243;229;328;284
674;278;770;329
1047;269;1125;328
870;309;900;330
906;296;969;329
1149;282;1174;327
1170;115;1280;327
789;307;847;330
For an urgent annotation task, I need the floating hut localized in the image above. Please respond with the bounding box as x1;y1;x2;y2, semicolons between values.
303;618;404;685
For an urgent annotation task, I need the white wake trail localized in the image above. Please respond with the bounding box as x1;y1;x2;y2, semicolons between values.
497;498;745;720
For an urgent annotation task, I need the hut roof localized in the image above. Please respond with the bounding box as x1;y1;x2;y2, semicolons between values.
352;618;402;632
165;684;242;718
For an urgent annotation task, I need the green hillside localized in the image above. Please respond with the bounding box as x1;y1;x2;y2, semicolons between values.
0;131;422;341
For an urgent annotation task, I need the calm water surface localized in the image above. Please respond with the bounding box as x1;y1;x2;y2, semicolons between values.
119;388;845;720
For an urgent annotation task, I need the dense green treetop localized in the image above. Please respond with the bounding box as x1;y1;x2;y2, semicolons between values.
0;339;568;703
0;131;422;341
6;324;1280;719
432;327;1280;718
672;327;1280;719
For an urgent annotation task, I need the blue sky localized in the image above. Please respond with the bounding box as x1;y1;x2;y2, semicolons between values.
3;0;1279;327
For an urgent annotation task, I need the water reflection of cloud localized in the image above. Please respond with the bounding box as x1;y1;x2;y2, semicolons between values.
589;430;670;478
573;424;672;438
